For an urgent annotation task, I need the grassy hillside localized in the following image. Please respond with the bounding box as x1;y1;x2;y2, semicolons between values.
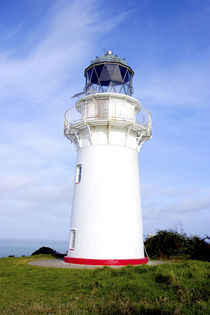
0;255;209;314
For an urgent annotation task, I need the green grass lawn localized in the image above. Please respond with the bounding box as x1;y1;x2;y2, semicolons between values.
0;255;209;314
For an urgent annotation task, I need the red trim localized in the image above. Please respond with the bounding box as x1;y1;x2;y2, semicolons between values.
64;257;148;266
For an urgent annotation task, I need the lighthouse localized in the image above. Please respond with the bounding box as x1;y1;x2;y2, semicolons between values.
64;51;152;266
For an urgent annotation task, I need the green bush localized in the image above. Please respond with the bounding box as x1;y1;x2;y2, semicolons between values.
145;229;210;261
187;236;210;261
31;246;65;258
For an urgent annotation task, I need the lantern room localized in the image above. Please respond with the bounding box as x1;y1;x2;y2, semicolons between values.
84;50;134;96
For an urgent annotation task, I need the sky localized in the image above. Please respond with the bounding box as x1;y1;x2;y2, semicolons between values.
0;0;209;242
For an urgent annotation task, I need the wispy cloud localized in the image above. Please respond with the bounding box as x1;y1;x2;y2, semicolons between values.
0;0;128;240
142;183;210;236
0;0;128;106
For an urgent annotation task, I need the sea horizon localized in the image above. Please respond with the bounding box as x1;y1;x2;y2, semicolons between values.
0;238;68;258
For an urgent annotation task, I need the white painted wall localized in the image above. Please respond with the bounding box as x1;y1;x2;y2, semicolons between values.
68;144;144;259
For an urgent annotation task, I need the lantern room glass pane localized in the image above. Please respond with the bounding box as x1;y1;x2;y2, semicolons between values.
87;69;92;80
119;66;127;80
124;71;129;83
95;64;104;78
105;64;116;76
100;65;111;81
91;69;98;84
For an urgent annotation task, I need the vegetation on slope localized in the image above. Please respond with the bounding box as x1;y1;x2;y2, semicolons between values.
145;229;210;261
0;255;209;314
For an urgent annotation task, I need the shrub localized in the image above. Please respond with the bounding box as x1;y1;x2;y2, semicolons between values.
31;247;65;258
186;236;210;261
145;229;210;261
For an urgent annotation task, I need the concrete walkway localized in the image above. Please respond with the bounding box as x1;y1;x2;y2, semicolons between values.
28;259;170;269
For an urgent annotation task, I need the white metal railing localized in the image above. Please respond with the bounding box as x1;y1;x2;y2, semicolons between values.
64;100;152;131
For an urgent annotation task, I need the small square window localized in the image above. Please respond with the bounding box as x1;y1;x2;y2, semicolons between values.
75;164;82;183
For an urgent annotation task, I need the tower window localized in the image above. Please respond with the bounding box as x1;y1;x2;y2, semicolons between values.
70;229;76;250
75;164;82;183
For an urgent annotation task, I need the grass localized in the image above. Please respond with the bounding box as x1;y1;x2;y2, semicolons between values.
0;255;209;314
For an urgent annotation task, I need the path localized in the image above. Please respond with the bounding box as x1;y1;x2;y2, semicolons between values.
28;259;171;269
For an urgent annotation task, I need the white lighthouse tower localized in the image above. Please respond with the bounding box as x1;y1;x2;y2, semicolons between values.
64;51;152;266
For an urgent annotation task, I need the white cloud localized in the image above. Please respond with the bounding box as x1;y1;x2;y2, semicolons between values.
0;0;128;105
0;0;128;241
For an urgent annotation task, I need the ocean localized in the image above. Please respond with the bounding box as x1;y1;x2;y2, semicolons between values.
0;239;68;258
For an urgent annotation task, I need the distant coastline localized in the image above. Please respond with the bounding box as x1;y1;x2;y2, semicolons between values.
0;239;67;258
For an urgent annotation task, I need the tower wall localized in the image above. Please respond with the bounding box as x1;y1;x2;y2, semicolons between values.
68;144;144;260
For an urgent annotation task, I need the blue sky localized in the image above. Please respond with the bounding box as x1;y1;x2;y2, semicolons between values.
0;0;209;241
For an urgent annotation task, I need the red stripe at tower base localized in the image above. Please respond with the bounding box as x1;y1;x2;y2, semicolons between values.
64;257;148;266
